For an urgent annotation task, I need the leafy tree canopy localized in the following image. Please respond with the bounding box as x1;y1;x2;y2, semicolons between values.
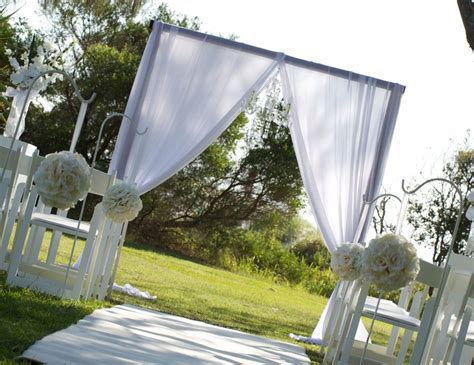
3;2;306;254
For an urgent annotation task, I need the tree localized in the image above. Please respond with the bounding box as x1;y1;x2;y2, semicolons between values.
407;146;474;264
371;195;398;235
7;2;305;253
0;3;21;125
131;101;305;247
457;0;474;50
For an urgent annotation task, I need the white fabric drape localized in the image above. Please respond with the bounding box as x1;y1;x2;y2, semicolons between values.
281;62;403;344
3;87;39;139
110;23;281;193
110;21;404;347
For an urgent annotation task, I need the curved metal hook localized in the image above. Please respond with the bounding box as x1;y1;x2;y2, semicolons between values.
63;112;146;294
401;177;465;258
2;69;96;181
400;177;467;353
91;112;148;169
402;177;463;198
363;193;402;205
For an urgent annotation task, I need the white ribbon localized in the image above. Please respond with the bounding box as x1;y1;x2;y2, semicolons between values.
3;87;39;139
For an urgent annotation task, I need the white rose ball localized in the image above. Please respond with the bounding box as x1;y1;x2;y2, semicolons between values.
34;151;91;210
102;182;142;223
362;234;419;292
330;242;364;281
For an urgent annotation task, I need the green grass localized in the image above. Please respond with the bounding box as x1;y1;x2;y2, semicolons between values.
0;272;105;360
0;233;397;364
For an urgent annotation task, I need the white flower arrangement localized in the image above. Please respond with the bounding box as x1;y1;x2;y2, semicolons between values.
34;151;91;210
362;233;420;292
102;182;142;223
6;38;62;91
330;242;365;281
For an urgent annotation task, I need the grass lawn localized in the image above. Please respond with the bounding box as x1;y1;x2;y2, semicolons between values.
0;232;395;364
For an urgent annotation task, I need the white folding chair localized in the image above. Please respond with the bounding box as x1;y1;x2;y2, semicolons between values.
334;178;465;365
0;138;39;270
329;259;445;365
426;253;474;365
6;167;118;299
324;192;430;364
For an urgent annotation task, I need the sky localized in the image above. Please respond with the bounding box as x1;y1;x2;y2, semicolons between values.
11;0;474;232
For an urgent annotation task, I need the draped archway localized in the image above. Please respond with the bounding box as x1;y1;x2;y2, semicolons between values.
110;21;404;344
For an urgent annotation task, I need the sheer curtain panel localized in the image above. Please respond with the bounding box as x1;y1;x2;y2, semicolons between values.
109;20;405;348
110;22;281;193
281;62;403;344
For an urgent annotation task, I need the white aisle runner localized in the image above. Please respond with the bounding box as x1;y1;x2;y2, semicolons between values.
21;304;310;364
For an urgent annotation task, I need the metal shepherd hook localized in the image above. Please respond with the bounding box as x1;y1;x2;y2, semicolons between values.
62;113;147;297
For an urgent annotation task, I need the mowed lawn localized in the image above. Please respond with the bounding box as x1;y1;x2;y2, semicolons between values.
0;233;395;363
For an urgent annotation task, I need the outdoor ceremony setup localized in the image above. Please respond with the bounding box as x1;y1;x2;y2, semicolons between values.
1;19;473;364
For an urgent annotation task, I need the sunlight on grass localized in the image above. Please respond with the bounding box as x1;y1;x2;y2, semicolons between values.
0;231;410;364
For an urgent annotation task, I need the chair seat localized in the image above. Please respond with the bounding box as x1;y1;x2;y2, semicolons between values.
363;296;421;330
31;213;91;238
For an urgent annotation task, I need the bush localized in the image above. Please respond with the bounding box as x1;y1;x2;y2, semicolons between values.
130;219;338;297
304;267;338;297
291;235;331;269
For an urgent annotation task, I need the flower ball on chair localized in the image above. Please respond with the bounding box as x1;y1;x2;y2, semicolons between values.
362;233;420;292
330;242;365;281
102;182;142;223
34;151;91;210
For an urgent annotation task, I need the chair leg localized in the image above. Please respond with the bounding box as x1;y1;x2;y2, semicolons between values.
0;183;24;269
46;209;68;264
70;205;104;299
83;219;110;299
96;222;120;299
387;284;414;355
106;222;128;300
451;307;472;365
339;283;369;365
7;190;37;283
0;180;10;240
23;205;51;263
396;291;424;365
321;282;349;364
409;297;436;365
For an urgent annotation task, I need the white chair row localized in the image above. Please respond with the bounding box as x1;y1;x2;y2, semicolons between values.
323;183;472;365
0;134;125;300
0;72;131;300
324;259;446;365
0;137;39;270
430;252;474;364
5;166;126;300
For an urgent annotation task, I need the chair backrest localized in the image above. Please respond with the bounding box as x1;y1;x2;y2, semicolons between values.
0;144;39;208
417;259;444;288
89;168;116;196
0;136;37;154
447;253;474;304
32;155;116;198
0;145;22;179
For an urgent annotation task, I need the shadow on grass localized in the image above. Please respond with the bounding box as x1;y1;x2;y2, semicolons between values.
0;272;104;361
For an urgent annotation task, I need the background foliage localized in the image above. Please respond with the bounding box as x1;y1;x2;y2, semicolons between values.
1;1;472;298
